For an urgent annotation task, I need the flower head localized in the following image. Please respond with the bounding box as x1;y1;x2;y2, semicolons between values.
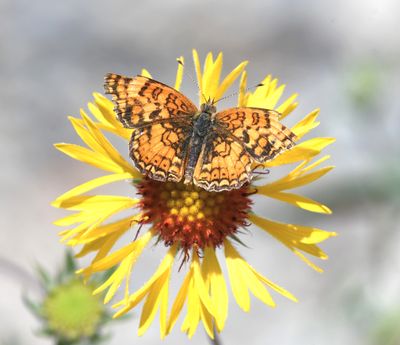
43;280;103;341
24;252;115;344
138;179;252;257
53;50;336;339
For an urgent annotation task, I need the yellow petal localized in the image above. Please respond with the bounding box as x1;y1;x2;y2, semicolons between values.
174;56;184;91
250;213;336;246
87;101;113;127
203;52;223;100
179;250;223;339
92;93;132;140
54;212;90;227
54;197;138;247
54;143;122;173
94;251;134;302
291;109;320;139
79;214;142;243
267;84;286;109
90;231;125;271
67;215;138;246
246;75;271;105
192;251;214;317
224;241;250;311
69;115;104;154
240;261;275;307
250;213;336;272
300;229;337;244
80;112;135;173
269;166;334;192
159;269;170;339
259;155;332;193
293;249;324;272
141;68;152;78
237;71;247;107
192;49;203;104
224;241;296;307
52;195;138;210
251;268;297;302
199;302;214;339
215;60;248;101
202;247;228;332
302;155;331;173
54;172;135;203
260;191;332;214
292;241;330;258
87;102;132;140
182;279;200;337
138;268;171;337
91;93;116;126
85;230;153;273
167;270;192;334
113;284;151;318
75;236;105;258
113;245;176;317
247;76;286;110
276;93;299;118
264;138;336;167
203;52;214;76
59;221;92;241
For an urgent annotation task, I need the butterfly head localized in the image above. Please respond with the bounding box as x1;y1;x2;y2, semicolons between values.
200;101;216;114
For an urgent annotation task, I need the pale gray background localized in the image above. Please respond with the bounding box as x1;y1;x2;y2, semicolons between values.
1;0;400;344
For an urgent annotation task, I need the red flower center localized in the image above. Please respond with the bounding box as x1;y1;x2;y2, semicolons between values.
137;179;252;254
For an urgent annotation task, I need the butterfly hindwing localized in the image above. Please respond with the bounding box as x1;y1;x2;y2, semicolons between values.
104;74;197;128
215;108;297;163
193;130;252;192
130;120;192;182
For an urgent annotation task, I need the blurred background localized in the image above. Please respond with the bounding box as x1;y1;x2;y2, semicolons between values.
1;0;400;344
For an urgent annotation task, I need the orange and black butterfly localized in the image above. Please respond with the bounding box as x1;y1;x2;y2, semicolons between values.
104;73;297;192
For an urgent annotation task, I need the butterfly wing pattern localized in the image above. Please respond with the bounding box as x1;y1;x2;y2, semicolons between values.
191;108;297;191
129;121;192;182
105;74;197;182
104;74;197;127
193;130;253;191
104;73;297;191
215;108;297;163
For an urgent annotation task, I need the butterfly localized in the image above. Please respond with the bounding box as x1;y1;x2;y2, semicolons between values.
104;73;297;192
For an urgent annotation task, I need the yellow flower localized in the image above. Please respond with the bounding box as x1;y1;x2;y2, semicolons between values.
53;50;336;339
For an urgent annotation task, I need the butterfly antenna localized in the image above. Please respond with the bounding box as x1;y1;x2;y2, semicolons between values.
213;83;264;105
177;59;208;104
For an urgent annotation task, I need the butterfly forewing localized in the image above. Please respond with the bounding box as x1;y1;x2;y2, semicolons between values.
215;108;297;163
104;74;197;128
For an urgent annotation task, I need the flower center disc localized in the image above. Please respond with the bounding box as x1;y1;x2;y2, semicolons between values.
137;179;252;253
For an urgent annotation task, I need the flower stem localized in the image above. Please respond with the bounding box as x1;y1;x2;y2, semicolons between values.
0;256;43;294
207;330;222;345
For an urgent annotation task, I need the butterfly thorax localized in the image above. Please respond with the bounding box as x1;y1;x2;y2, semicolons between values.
193;102;216;135
184;106;216;184
193;112;212;136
